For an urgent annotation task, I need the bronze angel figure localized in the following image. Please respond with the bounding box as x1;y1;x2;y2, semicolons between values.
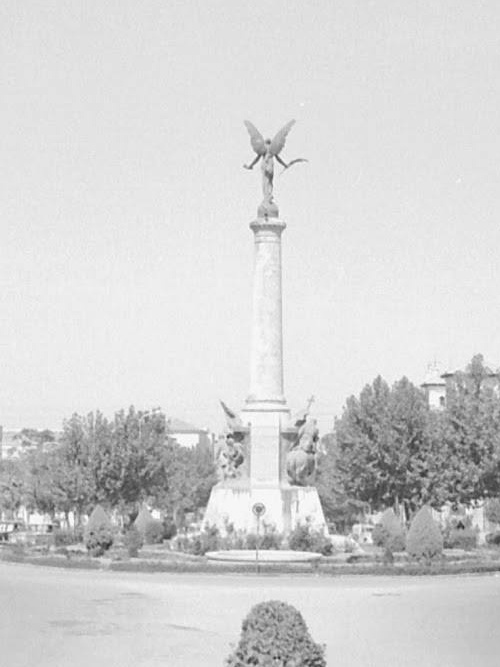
243;120;307;217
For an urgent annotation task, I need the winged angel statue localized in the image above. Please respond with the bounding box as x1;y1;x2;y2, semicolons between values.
243;120;307;217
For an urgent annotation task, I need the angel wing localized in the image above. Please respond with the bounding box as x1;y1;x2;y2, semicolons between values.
270;119;296;155
220;400;245;430
244;120;266;156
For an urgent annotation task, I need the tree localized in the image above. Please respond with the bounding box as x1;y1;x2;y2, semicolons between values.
332;376;448;518
160;440;217;519
0;459;25;518
439;354;500;503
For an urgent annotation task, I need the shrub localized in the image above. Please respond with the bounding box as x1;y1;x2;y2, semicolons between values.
134;504;154;536
444;528;477;550
442;514;478;550
226;600;326;667
162;516;177;541
485;498;500;526
288;522;333;556
53;527;83;547
486;531;500;546
174;525;220;556
406;505;443;563
144;519;164;545
84;505;114;557
123;525;143;558
372;508;406;553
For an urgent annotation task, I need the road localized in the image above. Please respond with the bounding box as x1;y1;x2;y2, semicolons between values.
1;562;499;666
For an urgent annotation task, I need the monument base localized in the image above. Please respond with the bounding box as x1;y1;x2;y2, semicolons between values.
203;482;327;535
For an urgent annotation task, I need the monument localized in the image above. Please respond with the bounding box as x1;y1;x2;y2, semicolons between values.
203;121;327;534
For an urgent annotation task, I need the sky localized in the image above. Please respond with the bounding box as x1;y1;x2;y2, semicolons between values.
1;1;500;433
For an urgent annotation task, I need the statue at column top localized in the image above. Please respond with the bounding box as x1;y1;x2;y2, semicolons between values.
243;120;307;219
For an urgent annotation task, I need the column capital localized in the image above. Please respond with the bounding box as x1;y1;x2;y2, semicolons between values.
250;218;287;238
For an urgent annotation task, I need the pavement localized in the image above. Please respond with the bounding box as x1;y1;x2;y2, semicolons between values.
1;562;499;666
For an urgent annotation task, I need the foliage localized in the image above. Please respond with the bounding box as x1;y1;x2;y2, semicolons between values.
160;440;217;518
161;516;177;540
443;527;477;550
484;498;500;525
315;433;369;532
442;513;478;549
485;531;500;546
406;506;443;563
144;519;164;544
288;522;333;556
258;525;282;550
225;600;326;667
332;376;448;518
84;505;114;557
53;527;83;547
438;355;500;503
372;508;406;552
123;525;143;557
0;459;25;516
134;504;154;536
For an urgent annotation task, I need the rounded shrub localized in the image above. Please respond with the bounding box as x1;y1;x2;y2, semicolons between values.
373;508;406;553
84;505;113;557
123;525;143;558
144;519;164;545
225;600;326;667
406;505;443;563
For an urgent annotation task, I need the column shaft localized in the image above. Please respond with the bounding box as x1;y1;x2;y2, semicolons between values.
246;219;287;408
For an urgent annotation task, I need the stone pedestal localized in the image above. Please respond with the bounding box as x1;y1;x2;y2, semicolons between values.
203;483;326;534
204;215;327;535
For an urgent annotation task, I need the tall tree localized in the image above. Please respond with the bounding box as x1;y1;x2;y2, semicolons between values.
332;376;447;517
440;354;500;503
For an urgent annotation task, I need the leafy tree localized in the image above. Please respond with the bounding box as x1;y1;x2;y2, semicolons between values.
332;376;446;518
13;428;56;452
439;354;500;503
160;440;217;519
0;459;25;518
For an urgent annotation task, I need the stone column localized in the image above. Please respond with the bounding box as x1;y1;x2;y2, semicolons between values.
246;218;287;410
242;217;289;488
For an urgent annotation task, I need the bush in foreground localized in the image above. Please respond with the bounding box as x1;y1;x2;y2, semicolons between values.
406;505;443;563
84;505;114;557
225;600;326;667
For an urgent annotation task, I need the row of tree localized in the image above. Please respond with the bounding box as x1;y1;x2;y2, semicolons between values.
317;355;500;525
2;354;499;531
0;407;217;524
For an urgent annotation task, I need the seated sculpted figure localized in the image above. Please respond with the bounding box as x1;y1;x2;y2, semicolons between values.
286;418;319;486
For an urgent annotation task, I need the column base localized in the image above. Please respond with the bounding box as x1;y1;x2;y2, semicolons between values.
203;482;328;535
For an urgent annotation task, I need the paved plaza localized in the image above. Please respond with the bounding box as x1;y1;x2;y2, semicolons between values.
1;562;499;667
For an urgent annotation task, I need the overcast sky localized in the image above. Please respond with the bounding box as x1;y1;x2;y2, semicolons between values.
1;1;500;432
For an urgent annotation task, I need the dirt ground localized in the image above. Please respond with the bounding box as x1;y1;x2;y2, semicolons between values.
1;562;499;666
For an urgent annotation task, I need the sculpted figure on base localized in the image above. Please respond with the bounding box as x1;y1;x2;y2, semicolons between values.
243;120;307;218
217;434;245;480
286;417;319;486
218;400;247;481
